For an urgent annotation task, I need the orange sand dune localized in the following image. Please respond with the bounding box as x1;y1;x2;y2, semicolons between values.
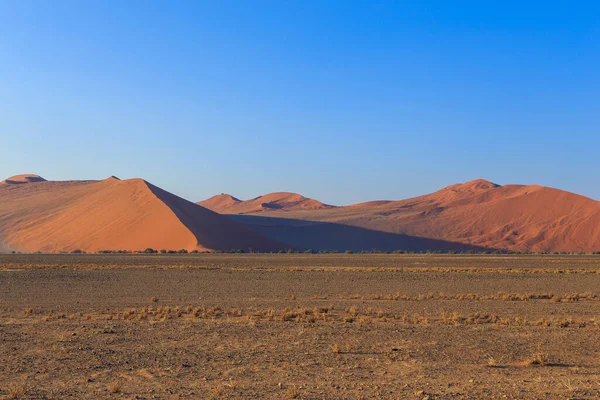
198;194;242;213
212;179;600;252
198;192;335;214
0;176;282;253
1;174;47;185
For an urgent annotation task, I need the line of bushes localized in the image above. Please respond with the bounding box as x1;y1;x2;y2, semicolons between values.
94;248;600;255
9;248;598;255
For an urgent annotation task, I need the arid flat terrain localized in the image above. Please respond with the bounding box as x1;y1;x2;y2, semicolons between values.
2;254;600;399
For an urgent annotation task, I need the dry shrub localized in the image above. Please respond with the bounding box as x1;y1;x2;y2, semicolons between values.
331;343;340;354
516;347;550;367
287;385;300;398
7;380;28;399
108;380;122;393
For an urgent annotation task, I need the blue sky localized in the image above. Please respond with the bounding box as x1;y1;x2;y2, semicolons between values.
1;1;598;205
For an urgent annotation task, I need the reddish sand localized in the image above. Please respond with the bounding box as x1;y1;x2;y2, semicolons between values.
0;176;282;253
5;175;600;253
1;174;47;185
210;179;600;252
198;194;242;213
198;192;335;214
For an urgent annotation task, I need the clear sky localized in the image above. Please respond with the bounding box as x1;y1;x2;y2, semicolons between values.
1;1;598;205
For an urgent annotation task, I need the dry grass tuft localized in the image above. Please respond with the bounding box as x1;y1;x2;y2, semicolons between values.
108;380;122;393
287;384;300;398
7;380;28;399
331;343;340;354
515;348;551;367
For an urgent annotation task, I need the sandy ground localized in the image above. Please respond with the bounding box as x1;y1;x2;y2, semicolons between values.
1;254;600;399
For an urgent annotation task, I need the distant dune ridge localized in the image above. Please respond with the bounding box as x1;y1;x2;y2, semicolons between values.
202;179;600;253
0;175;282;253
2;175;599;253
198;192;335;214
1;174;47;185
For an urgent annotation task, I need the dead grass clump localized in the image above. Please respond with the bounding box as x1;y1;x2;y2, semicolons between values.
7;380;28;399
122;309;136;320
486;355;498;367
282;312;296;322
316;305;331;313
287;384;300;398
229;308;243;317
345;306;358;316
42;311;67;321
440;311;464;325
516;348;551;367
108;380;122;393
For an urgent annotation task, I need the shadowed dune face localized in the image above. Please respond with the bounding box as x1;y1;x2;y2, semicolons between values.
146;183;283;252
0;176;283;253
217;179;600;253
198;192;335;214
229;214;490;252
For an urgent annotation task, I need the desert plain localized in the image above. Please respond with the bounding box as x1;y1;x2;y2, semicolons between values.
2;253;600;399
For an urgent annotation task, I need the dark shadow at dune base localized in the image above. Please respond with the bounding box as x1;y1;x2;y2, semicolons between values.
228;215;493;252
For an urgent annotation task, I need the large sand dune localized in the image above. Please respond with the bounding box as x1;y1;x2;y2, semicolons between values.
0;176;282;253
209;179;600;252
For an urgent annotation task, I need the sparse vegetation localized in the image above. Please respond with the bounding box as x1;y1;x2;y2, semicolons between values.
287;384;300;398
108;380;122;393
7;380;28;399
3;253;600;398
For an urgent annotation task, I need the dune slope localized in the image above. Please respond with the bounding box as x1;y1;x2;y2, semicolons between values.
0;176;282;253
